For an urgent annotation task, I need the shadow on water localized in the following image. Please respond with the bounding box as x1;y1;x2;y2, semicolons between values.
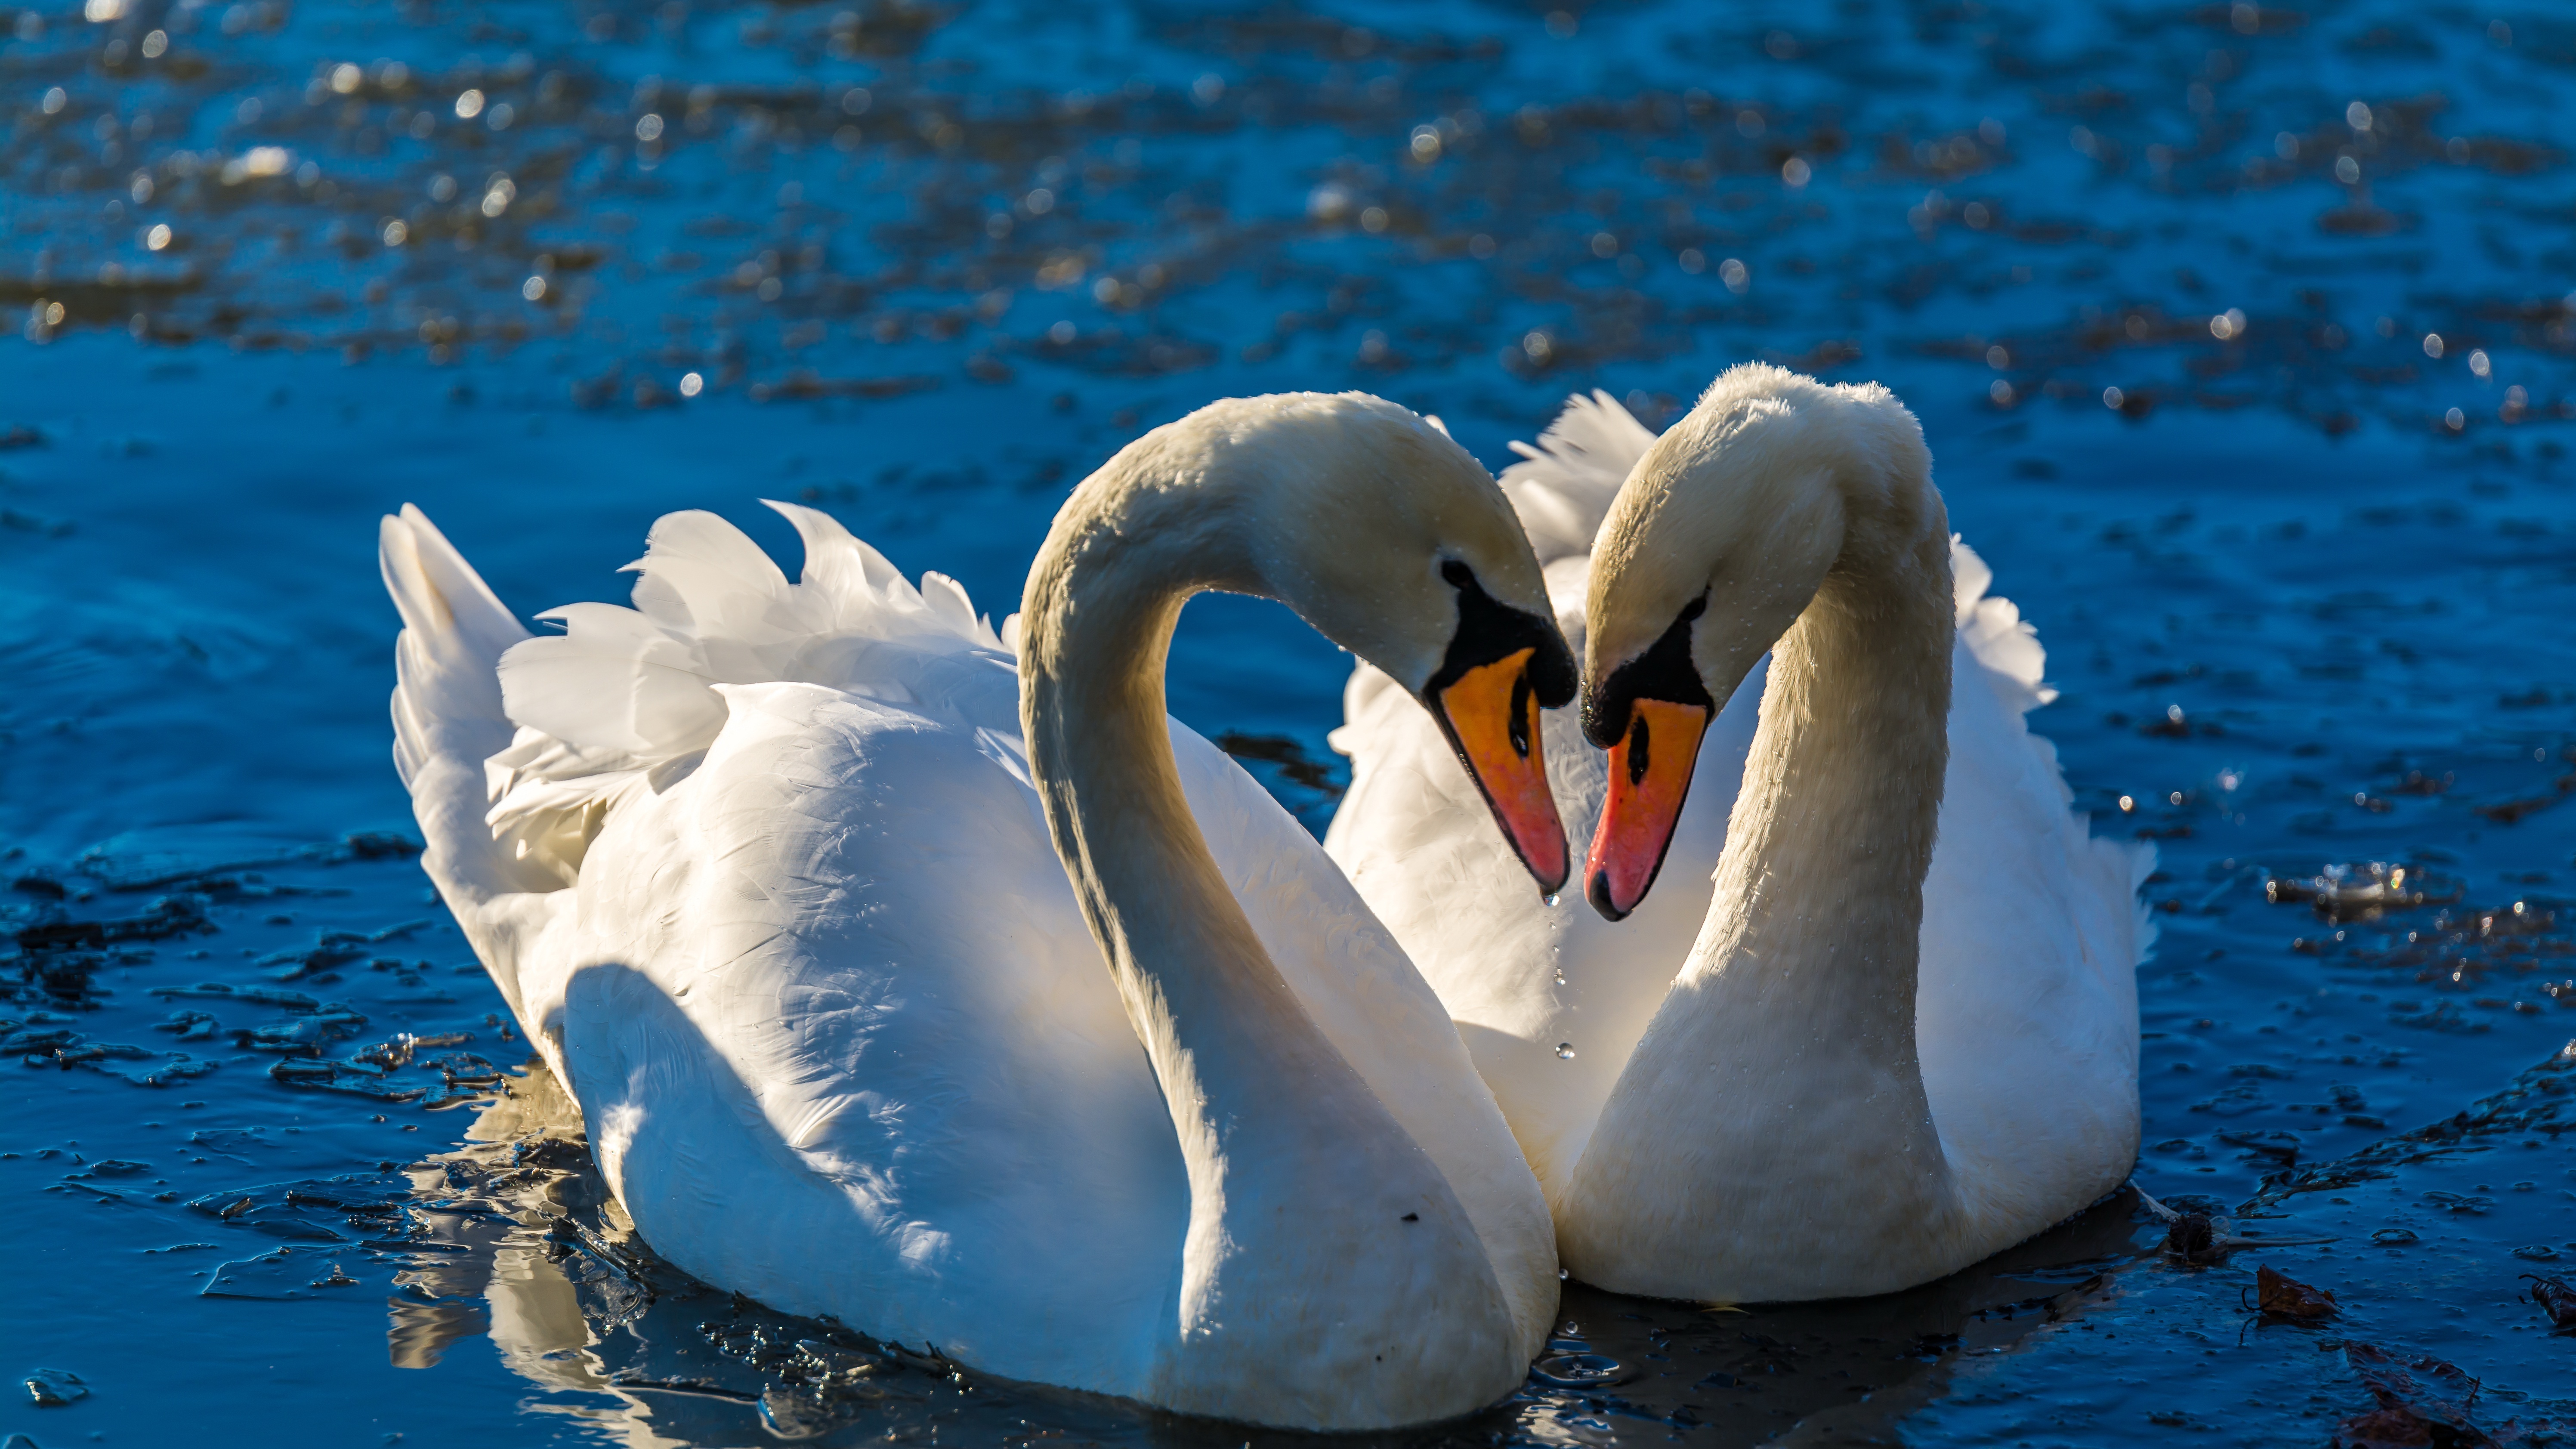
348;1060;2165;1449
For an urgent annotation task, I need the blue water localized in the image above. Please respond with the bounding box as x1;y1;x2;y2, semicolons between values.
8;0;2576;1443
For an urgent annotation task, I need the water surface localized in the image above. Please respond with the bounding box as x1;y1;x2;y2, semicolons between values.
7;0;2576;1443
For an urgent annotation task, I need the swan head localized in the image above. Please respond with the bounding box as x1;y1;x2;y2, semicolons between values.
1575;364;1934;920
1186;393;1578;893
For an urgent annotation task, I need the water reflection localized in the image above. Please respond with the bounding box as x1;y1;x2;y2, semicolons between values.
403;1062;2167;1448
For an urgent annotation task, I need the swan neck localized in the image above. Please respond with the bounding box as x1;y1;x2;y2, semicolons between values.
1017;476;1300;1122
1016;451;1513;1410
1717;544;1953;1044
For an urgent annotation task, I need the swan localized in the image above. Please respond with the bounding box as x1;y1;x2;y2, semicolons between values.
377;392;1579;1428
1325;366;2152;1302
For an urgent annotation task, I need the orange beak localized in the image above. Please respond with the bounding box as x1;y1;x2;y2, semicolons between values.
1430;645;1569;897
1584;697;1712;921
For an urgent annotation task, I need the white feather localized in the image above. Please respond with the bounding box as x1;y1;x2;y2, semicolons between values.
1496;388;1660;565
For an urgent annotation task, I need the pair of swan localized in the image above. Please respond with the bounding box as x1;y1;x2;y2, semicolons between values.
380;368;2147;1430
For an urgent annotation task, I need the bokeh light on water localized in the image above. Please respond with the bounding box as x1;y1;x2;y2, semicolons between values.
7;0;2576;1445
12;0;2575;430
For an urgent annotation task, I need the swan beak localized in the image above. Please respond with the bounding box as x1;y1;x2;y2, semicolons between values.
1430;646;1571;896
1585;698;1711;921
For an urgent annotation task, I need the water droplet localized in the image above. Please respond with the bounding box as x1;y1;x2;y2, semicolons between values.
1544;891;1560;908
1555;1042;1575;1060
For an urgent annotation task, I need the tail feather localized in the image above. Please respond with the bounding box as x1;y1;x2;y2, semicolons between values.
763;500;1013;651
775;500;908;604
382;505;532;787
500;601;723;759
626;508;797;640
1948;538;2154;1000
1950;539;2056;717
919;570;983;636
383;505;556;909
495;501;1012;772
382;499;1027;916
470;501;1022;887
1497;390;1659;565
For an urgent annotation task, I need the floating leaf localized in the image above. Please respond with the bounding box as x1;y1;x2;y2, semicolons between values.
2523;1274;2576;1331
2249;1264;2338;1319
2328;1341;2561;1448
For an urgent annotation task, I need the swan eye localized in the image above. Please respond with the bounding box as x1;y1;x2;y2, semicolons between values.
1508;670;1534;759
1433;558;1576;708
1579;592;1714;750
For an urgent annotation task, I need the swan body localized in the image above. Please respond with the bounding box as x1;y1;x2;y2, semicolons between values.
1325;373;2151;1301
380;394;1567;1427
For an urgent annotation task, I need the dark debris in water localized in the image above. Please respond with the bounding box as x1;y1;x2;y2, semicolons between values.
1213;729;1347;798
2262;862;2576;1017
2522;1274;2576;1332
6;893;211;1007
2162;1209;2225;1264
267;1057;426;1102
2253;1042;2576;1209
2267;862;2463;923
2246;1263;2339;1320
2331;1341;2564;1449
62;832;419;895
352;1029;473;1070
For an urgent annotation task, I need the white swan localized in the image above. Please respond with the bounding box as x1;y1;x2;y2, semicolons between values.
378;393;1579;1428
1326;367;2152;1302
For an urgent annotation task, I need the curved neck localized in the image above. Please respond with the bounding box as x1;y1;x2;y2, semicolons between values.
1019;462;1338;1196
1019;471;1273;1072
1559;522;1960;1295
1016;448;1511;1418
1708;540;1953;1058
